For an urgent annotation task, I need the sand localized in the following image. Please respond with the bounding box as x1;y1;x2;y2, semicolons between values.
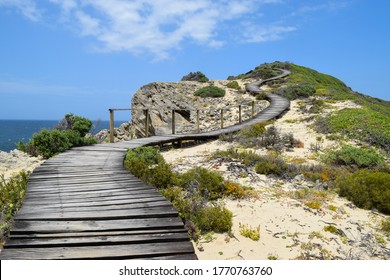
161;98;390;260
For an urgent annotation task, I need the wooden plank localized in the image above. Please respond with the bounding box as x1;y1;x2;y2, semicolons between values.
0;241;195;260
15;206;178;221
21;193;164;206
18;200;173;215
25;187;158;199
20;196;167;210
10;217;185;234
9;229;188;239
4;232;190;248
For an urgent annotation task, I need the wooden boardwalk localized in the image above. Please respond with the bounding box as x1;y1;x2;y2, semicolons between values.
0;70;290;260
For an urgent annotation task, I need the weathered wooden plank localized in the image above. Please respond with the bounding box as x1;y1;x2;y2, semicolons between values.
21;193;164;206
25;187;158;200
4;232;190;248
10;217;184;233
0;241;195;260
15;205;178;221
9;228;188;239
18;200;172;215
20;196;167;210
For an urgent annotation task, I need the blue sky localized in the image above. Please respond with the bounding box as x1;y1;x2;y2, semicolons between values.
0;0;389;121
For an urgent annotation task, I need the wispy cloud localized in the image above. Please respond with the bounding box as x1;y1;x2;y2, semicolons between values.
290;1;349;17
0;0;41;21
242;23;296;43
1;0;348;59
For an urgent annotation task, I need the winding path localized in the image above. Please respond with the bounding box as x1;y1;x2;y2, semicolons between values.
0;70;290;260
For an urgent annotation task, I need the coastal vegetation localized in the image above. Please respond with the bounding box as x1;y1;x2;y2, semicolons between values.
181;71;209;83
123;146;264;238
17;113;97;159
0;171;29;243
194;86;226;98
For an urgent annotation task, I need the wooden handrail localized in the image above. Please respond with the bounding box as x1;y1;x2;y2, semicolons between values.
108;99;266;143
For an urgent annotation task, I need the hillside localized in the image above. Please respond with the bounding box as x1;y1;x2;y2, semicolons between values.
156;62;390;260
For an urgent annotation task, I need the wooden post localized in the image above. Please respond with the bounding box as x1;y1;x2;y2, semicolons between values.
221;109;224;129
109;109;114;143
239;105;242;124
196;109;200;133
144;109;149;138
251;101;255;118
172;109;176;134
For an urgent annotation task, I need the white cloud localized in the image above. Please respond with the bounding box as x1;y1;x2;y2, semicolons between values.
242;23;296;43
49;0;268;59
0;0;41;21
2;0;308;58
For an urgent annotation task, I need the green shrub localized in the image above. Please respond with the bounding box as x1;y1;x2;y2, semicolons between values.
380;217;390;236
322;146;384;168
256;92;267;100
226;81;241;90
194;205;233;233
254;155;298;178
276;83;316;100
62;113;93;137
336;170;390;214
124;158;150;181
17;114;96;159
177;167;225;200
125;146;165;166
194;86;226;98
316;108;390;153
240;122;267;138
30;129;74;159
149;163;174;189
239;223;260;241
181;71;209;82
0;171;29;241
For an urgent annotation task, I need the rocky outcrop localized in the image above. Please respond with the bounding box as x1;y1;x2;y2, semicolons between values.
93;121;135;143
131;80;269;138
0;150;43;179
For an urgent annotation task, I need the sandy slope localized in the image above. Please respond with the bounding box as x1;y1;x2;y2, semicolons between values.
161;99;390;260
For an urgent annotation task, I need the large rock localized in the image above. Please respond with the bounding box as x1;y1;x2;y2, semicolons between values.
131;80;268;138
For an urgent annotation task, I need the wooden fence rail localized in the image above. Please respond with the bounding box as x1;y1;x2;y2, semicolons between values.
108;100;258;143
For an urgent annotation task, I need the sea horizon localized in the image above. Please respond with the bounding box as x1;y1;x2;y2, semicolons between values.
0;119;127;152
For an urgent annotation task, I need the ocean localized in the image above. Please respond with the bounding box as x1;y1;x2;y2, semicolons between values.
0;120;126;152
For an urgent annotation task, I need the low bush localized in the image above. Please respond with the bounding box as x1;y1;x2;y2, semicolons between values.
239;223;260;241
125;146;165;166
17;114;96;159
181;71;209;82
240;122;267;138
124;147;233;236
315;108;390;154
254;155;299;178
176;167;225;200
55;113;93;137
0;171;29;241
224;181;258;200
380;217;390;236
194;205;233;233
322;146;384;168
194;86;226;98
256;92;267;100
276;83;316;100
335;170;390;214
226;81;241;90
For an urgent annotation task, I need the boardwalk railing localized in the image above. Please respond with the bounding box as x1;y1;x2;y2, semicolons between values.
109;100;266;143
